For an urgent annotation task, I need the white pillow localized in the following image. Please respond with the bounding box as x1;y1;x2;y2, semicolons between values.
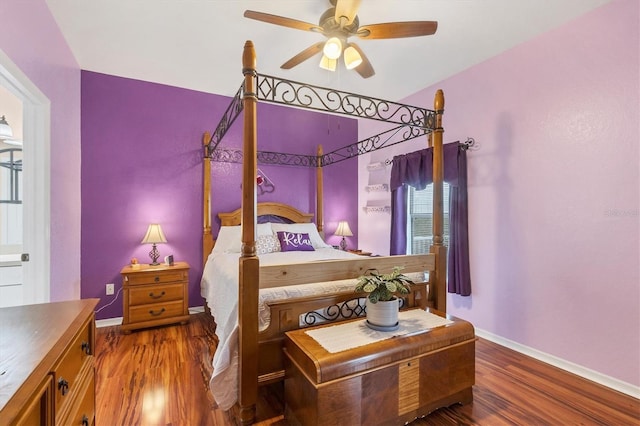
270;223;332;249
213;223;273;254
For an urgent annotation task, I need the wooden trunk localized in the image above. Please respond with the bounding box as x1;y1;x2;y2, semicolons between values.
283;310;475;426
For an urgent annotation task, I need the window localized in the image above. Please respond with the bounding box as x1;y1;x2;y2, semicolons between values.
407;183;449;254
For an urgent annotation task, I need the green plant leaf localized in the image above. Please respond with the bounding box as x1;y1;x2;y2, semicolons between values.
363;283;377;293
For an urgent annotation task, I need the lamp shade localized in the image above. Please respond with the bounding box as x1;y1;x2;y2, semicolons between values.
141;223;167;244
319;54;337;71
344;45;363;70
0;116;13;139
334;221;353;237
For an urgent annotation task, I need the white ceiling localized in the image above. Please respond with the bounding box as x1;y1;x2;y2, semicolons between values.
45;0;610;102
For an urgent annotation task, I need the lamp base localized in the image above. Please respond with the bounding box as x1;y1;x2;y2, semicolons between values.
340;237;348;251
148;244;160;265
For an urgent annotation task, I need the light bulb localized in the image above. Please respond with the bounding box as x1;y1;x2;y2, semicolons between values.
323;37;342;60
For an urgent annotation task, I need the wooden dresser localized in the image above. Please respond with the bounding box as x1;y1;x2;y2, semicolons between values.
120;261;190;333
0;299;99;426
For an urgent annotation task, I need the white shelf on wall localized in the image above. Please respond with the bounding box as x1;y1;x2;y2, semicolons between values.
366;161;390;172
365;183;389;192
363;205;391;213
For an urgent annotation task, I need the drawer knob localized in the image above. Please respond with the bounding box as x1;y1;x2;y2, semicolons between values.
149;290;166;299
81;341;91;354
82;415;89;426
154;276;160;282
58;377;69;396
149;307;166;316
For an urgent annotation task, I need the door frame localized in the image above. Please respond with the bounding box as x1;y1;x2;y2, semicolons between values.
0;49;51;304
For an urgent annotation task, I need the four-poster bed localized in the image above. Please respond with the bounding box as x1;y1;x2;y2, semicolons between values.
201;41;451;424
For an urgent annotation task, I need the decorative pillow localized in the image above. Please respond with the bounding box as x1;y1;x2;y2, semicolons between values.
276;231;315;252
256;234;281;255
271;223;331;249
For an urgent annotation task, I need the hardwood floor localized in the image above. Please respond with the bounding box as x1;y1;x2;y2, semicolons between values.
96;313;639;425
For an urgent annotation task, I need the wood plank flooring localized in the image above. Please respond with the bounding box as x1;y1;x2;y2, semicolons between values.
95;313;639;425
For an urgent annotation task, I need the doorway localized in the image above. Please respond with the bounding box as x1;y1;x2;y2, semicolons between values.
0;49;50;307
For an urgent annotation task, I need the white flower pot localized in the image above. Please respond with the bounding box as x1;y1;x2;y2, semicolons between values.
366;298;399;330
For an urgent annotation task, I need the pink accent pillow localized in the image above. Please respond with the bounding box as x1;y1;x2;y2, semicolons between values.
276;231;315;252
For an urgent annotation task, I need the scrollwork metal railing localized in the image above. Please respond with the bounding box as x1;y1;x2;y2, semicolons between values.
256;74;435;129
205;74;439;168
206;84;244;157
300;296;407;327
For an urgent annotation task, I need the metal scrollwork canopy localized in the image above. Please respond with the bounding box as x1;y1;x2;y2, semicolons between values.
205;73;438;168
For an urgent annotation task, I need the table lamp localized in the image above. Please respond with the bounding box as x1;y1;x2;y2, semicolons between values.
141;223;167;265
334;221;353;251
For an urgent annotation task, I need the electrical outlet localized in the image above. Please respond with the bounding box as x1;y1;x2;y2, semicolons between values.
106;283;115;295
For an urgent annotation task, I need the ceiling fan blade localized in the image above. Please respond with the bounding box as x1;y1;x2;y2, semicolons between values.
244;10;323;33
357;21;438;39
334;0;361;25
349;43;375;78
281;42;324;69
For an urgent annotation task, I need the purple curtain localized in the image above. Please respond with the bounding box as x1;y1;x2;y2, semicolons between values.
389;142;471;296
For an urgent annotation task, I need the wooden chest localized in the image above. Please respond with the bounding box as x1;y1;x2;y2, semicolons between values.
283;309;476;426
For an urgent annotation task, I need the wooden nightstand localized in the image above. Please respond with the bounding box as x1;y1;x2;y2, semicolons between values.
348;249;373;256
120;261;190;333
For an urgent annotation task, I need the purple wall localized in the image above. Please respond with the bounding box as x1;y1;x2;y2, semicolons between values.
360;0;639;387
80;71;358;319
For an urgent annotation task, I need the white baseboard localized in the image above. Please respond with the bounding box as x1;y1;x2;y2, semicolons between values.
475;328;640;399
189;305;205;314
95;305;206;329
96;316;123;328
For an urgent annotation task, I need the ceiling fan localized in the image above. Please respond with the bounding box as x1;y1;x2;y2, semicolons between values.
244;0;438;78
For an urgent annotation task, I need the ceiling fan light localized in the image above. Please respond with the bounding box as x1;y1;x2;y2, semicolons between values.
323;37;342;60
344;46;363;70
0;116;14;139
319;54;337;71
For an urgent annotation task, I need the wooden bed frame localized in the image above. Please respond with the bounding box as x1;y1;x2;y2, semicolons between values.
202;41;448;425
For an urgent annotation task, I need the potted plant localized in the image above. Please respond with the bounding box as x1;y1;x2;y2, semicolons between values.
355;267;415;331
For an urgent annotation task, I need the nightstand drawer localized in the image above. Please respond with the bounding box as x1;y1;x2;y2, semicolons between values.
128;300;185;324
128;283;184;306
125;269;186;286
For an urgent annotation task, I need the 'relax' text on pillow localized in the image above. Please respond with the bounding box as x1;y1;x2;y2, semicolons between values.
276;231;315;252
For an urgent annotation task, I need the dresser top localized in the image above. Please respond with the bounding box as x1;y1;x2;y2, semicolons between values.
0;299;99;412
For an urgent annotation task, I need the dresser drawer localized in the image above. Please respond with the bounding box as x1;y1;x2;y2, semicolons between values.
128;283;184;306
57;367;95;426
13;375;53;426
52;317;93;415
125;269;186;286
128;300;186;324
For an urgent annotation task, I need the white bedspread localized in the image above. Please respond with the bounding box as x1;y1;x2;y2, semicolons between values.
200;248;363;410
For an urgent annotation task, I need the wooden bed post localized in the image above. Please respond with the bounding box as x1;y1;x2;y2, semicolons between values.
238;40;259;425
316;145;324;236
203;132;213;267
431;89;447;313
